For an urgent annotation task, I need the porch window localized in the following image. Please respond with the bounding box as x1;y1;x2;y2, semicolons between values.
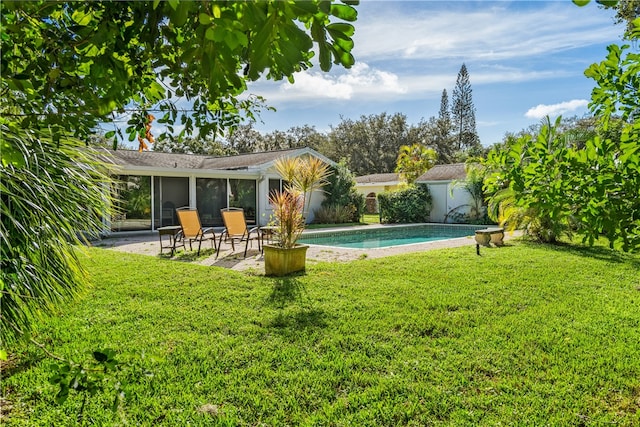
153;176;189;228
196;178;227;227
229;179;257;224
268;178;282;195
111;175;152;231
268;178;291;195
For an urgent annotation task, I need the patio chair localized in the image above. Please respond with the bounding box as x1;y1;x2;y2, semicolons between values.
218;208;260;258
175;207;217;256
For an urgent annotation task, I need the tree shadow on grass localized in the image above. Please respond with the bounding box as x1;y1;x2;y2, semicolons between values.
267;276;307;309
269;308;327;331
265;277;328;332
520;239;640;268
161;247;217;262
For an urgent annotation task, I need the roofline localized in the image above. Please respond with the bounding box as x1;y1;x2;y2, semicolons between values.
255;147;337;170
355;181;402;186
101;146;337;174
108;164;261;178
415;179;462;184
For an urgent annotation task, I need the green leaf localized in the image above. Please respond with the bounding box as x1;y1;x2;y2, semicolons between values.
48;68;61;81
330;4;357;21
93;350;108;362
55;385;69;404
319;42;332;72
212;3;221;19
1;139;26;167
71;9;92;26
0;349;7;361
327;23;355;37
104;130;116;139
205;27;216;41
572;0;591;6
291;1;318;15
596;0;618;6
329;32;354;52
318;1;331;14
170;2;190;26
198;13;211;25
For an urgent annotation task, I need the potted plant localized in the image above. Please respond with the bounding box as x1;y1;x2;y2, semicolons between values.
273;156;331;223
263;156;331;276
264;188;308;276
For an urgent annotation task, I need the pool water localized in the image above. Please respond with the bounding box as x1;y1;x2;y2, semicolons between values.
298;224;485;249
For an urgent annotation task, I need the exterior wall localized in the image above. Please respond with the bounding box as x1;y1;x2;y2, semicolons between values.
354;183;402;214
426;181;473;223
354;183;401;197
258;170;325;226
107;150;332;232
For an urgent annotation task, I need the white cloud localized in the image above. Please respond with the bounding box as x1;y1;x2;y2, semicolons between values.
525;99;589;119
352;2;619;63
251;62;407;102
281;71;354;100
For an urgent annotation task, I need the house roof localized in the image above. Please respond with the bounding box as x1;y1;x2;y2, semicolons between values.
354;173;401;184
100;147;333;172
416;163;467;182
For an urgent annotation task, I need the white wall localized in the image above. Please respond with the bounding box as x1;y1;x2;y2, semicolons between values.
354;183;401;198
257;173;325;226
426;181;473;223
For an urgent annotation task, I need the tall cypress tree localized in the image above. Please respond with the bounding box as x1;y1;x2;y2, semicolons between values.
435;88;455;163
451;64;480;151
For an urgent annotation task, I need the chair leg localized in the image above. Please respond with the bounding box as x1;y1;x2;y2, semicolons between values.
216;233;224;259
244;239;250;258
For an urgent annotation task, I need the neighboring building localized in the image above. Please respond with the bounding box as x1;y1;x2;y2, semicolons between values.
416;163;473;223
354;173;403;214
100;147;336;233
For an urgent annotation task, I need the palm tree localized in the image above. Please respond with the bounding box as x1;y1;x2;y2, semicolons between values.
395;143;437;184
274;156;332;222
1;126;111;346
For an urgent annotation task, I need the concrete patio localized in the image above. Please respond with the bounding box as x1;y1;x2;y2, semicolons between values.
93;225;519;274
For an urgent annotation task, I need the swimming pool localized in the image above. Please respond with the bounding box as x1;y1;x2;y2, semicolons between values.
298;224;486;249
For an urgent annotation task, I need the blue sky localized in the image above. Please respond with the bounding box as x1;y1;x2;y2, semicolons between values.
245;0;623;147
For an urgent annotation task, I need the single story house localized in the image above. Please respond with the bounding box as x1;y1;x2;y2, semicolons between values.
415;163;475;223
100;147;336;233
354;173;403;214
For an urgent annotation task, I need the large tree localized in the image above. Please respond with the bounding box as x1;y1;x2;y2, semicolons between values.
434;88;455;163
484;1;639;251
451;63;481;152
2;1;358;145
1;0;359;346
395;143;437;184
153;135;234;156
327;112;411;175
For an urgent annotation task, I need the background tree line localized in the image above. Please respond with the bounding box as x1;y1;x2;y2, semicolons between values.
152;63;483;177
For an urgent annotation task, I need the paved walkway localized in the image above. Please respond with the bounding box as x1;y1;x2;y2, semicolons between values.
95;225;517;274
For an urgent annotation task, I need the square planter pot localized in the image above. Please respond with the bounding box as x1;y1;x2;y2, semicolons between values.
264;244;308;277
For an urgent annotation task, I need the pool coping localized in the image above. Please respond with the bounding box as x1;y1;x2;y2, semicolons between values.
299;223;488;250
97;222;518;273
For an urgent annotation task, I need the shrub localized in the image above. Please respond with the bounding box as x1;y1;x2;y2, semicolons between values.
313;204;357;224
318;160;364;223
378;184;431;224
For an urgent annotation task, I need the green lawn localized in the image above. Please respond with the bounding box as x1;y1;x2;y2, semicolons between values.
3;241;640;425
306;214;380;230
